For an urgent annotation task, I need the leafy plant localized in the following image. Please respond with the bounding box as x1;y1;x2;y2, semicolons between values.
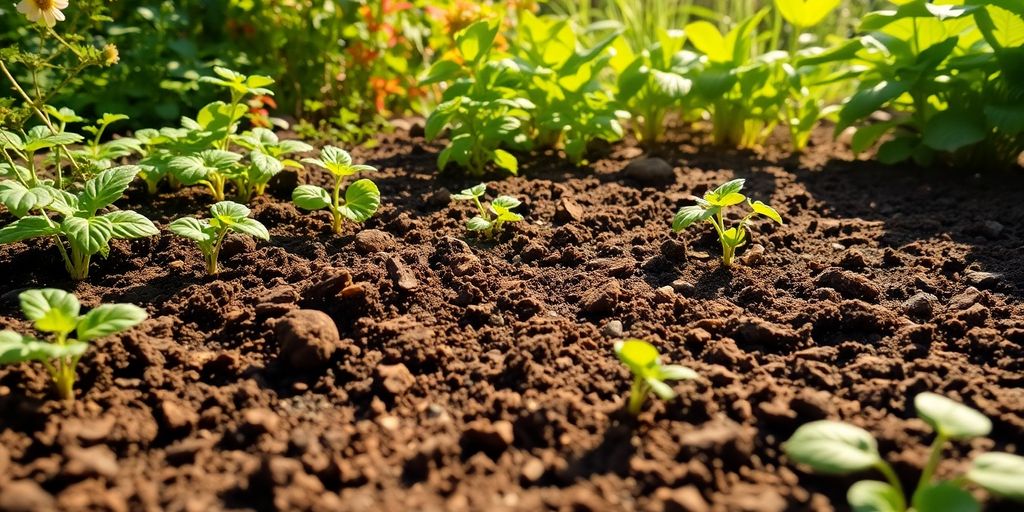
168;200;269;275
0;166;159;280
451;183;523;240
71;113;141;169
0;288;146;401
169;149;242;201
613;29;697;143
671;178;782;267
784;392;1024;511
614;338;698;416
421;19;534;175
291;146;380;235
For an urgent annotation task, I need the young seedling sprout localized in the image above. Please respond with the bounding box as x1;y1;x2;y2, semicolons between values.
672;178;782;267
292;146;381;234
784;392;1024;511
614;339;698;416
0;289;146;401
168;201;269;275
451;183;523;240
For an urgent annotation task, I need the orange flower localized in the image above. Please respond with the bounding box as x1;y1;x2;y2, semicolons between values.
370;77;403;114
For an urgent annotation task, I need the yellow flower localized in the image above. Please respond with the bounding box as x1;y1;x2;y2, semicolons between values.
16;0;69;28
102;44;120;66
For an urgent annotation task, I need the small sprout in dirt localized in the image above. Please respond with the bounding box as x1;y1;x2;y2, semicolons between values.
784;392;1024;511
169;201;270;275
672;178;782;267
614;339;698;416
451;183;523;240
292;146;381;235
0;289;146;401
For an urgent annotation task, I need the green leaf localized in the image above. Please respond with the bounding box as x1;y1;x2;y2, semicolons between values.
784;420;881;474
685;21;730;62
914;393;992;440
712;179;745;198
230;218;270;241
0;331;87;364
851;122;897;154
0;182;53;217
491;195;521;211
838;81;909;132
492;149;518;175
984;104;1024;135
466;216;493;231
922;110;987;153
210;200;251;224
102;211;159;239
847;480;903;512
457;20;498;63
913;482;980;512
168;217;214;243
750;201;783;224
877;136;918;165
0;216;59;244
647;377;676;400
23;130;84;152
615;339;661;377
76;304;147;342
62;215;115;256
673;205;715;231
652;71;692;99
453;184;487;200
19;288;80;335
658;364;699;382
966;452;1024;502
775;0;841;28
338;179;381;223
420;60;463;85
292;185;331;211
79;166;140;213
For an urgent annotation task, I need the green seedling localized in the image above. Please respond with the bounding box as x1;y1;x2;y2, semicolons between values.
292;146;381;234
615;339;698;416
168;201;269;275
451;183;523;240
0;289;146;401
785;392;1024;511
169;149;242;201
672;178;783;267
72;113;142;169
0;166;159;280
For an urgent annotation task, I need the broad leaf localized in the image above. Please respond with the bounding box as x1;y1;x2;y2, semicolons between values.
0;216;59;244
466;216;493;231
915;393;992;439
102;211;158;239
847;480;903;512
229;218;270;240
62;215;115;256
615;339;660;377
967;452;1024;502
210;200;251;223
292;185;331;211
338;179;381;222
79;166;140;213
0;332;87;364
19;288;80;335
457;20;498;63
0;182;52;217
838;81;909;132
168;217;214;243
784;420;881;474
673;205;715;231
775;0;841;28
751;201;783;224
493;149;518;175
913;482;980;512
76;304;147;342
922;110;987;152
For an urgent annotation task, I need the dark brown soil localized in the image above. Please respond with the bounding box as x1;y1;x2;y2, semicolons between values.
1;126;1023;512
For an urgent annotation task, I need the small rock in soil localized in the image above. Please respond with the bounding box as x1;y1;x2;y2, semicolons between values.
621;157;675;185
738;244;765;266
601;320;624;338
160;399;198;432
377;363;415;395
460;420;515;459
655;286;676;304
220;234;257;259
671;279;696;296
242;408;281;434
815;268;880;301
653;485;709;512
904;292;938;318
355;229;394;254
964;270;1002;289
976;220;1004;238
425;187;451;207
554;197;584;223
580;281;621;315
63;445;119;479
304;270;353;299
0;480;55;511
521;457;545;482
386;256;419;292
948;286;982;310
274;309;342;371
660;239;687;260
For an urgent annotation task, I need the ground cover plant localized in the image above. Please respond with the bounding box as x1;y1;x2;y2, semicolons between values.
292;146;381;234
451;182;523;240
168;200;269;275
615;338;698;415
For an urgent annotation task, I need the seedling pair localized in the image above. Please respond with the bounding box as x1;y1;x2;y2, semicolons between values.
785;393;1024;510
672;179;782;267
451;184;523;240
0;289;146;401
615;339;698;416
169;201;269;275
292;146;381;234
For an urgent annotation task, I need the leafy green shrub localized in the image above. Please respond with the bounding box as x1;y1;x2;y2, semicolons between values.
0;288;146;401
168;200;269;275
614;339;698;416
451;183;522;240
613;29;696;143
672;179;782;267
292;146;381;235
785;393;1024;511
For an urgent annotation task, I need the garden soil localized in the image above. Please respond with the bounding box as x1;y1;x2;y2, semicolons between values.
1;126;1022;511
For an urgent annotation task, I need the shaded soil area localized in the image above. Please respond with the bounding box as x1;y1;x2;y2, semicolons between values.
1;127;1023;511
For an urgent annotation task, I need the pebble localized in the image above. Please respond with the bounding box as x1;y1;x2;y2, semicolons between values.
622;157;675;185
979;220;1004;238
904;292;937;318
354;229;394;254
274;309;342;371
671;279;697;296
554;197;584;223
601;320;624;338
521;457;545;482
377;363;416;395
964;270;1002;289
160;399;198;432
386;256;419;292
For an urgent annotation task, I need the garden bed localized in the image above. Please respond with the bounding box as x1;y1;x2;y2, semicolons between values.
1;126;1022;511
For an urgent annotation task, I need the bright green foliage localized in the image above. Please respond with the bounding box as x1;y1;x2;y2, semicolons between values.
451;183;523;240
614;339;698;416
0;289;146;401
514;11;629;163
613;29;696;143
292;146;381;235
422;19;534;175
71;113;142;169
784;392;1024;511
671;179;783;267
168;200;269;275
170;149;242;201
0;166;159;280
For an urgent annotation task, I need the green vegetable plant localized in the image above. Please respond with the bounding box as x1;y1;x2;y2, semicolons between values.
613;29;697;144
168;201;269;275
71;113;142;170
671;178;783;267
421;19;534;175
614;339;698;416
291;146;381;235
0;166;159;280
451;183;523;240
784;392;1024;511
0;289;146;401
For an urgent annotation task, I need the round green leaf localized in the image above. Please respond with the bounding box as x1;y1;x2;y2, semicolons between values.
76;304;147;342
0;182;53;218
673;205;714;232
19;289;80;335
492;149;518;175
0;216;60;244
967;452;1024;502
914;393;992;440
466;216;493;231
913;482;980;512
615;339;660;377
62;216;115;256
784;420;881;474
338;179;381;223
775;0;841;28
847;480;903;512
292;185;331;211
210;201;251;224
751;201;784;224
102;211;159;239
168;217;214;243
230;218;270;241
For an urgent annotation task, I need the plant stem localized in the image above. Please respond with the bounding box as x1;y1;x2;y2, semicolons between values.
627;378;648;415
875;460;907;511
913;434;947;503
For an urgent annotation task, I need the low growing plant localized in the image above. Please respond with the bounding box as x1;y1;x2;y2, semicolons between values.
168;200;269;275
614;338;698;416
0;166;159;280
451;183;522;240
292;146;381;235
672;178;783;267
0;288;146;401
784;392;1024;511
